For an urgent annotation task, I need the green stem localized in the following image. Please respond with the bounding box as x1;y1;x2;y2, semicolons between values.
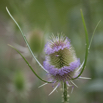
63;82;68;103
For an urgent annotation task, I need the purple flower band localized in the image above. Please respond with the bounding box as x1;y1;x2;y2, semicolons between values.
43;59;80;76
44;37;71;55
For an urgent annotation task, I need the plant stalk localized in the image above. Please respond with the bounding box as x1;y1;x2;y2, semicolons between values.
63;82;68;103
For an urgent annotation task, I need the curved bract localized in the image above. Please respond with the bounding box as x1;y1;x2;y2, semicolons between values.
6;7;52;83
72;10;101;80
8;44;52;83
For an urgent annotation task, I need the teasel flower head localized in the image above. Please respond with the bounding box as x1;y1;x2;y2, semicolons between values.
43;34;80;82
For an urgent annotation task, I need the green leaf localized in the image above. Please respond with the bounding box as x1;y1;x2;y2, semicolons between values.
6;7;48;73
8;44;52;83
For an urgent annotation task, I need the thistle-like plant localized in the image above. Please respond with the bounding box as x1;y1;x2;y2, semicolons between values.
6;7;100;103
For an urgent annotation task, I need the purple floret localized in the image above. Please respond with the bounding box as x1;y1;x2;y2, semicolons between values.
43;59;80;76
44;37;71;55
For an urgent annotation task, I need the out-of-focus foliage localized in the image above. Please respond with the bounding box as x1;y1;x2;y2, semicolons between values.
27;29;45;54
0;0;103;103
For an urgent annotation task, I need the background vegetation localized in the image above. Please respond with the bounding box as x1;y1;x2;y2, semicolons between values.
0;0;103;103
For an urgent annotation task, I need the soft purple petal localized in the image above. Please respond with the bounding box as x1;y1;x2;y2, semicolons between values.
44;38;71;55
43;59;80;76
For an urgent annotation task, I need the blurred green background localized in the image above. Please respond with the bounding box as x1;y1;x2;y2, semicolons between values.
0;0;103;103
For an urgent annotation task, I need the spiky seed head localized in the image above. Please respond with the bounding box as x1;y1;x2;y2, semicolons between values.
43;34;80;82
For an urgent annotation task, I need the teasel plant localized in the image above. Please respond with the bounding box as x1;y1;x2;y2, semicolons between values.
6;7;100;103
